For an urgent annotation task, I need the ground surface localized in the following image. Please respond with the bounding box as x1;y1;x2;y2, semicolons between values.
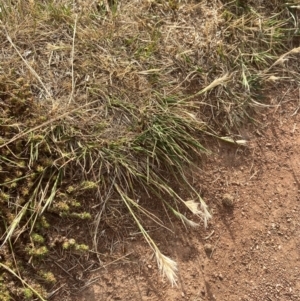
72;93;300;301
1;2;299;301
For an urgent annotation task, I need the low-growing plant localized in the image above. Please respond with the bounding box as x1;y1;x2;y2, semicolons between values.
62;238;89;253
31;233;45;244
26;246;49;258
38;271;57;284
23;288;33;300
0;0;299;298
0;275;11;301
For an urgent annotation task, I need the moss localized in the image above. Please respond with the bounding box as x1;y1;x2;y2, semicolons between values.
75;244;89;252
31;233;45;244
70;212;91;220
0;277;11;301
52;201;70;212
23;288;33;300
0;192;10;202
39;271;56;284
26;246;49;257
80;181;98;190
62;238;76;250
35;216;50;230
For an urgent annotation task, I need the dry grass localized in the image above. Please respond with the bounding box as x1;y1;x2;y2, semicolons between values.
0;0;299;299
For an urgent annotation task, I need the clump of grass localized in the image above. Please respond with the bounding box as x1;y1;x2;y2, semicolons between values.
0;0;299;298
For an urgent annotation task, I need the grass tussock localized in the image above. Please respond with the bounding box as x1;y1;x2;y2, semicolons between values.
0;0;299;298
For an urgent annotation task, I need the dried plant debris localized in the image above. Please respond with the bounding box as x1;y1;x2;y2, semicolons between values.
222;193;235;208
0;0;299;299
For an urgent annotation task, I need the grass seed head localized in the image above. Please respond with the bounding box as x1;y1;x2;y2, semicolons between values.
184;200;212;228
155;249;178;287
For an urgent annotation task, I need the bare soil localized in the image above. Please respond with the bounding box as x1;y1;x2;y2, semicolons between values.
65;94;300;301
